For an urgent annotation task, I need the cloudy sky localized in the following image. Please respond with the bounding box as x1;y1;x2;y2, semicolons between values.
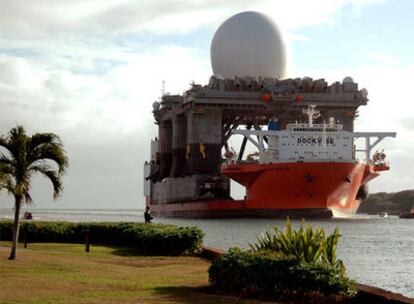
0;0;413;209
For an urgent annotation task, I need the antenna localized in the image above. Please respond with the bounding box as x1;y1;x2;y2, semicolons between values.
302;104;320;125
161;80;166;96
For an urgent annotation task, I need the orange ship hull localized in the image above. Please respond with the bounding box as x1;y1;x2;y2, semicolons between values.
150;162;388;218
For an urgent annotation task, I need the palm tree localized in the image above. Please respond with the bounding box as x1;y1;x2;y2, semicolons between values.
0;126;68;260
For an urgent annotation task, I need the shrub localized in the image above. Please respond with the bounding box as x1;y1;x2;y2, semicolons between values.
0;221;204;256
209;219;356;302
250;218;345;270
209;248;356;302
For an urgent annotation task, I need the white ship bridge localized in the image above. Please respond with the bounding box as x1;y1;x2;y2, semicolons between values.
230;105;396;165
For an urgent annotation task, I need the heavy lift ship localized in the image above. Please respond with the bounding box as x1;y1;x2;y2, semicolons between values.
143;76;396;218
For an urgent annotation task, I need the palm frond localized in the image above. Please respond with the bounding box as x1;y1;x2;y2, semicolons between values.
29;164;63;199
29;143;69;174
24;191;33;204
0;168;16;195
0;172;6;189
0;154;14;166
1;126;29;165
30;133;63;149
0;162;14;175
0;135;13;153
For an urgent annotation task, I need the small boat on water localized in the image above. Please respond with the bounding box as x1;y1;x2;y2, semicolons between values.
379;212;388;218
23;211;33;220
399;207;414;219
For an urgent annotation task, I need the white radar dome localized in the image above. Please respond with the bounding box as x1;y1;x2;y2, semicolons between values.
210;11;286;79
343;76;354;84
360;88;368;98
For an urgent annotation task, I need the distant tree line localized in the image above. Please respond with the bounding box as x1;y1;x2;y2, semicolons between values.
358;190;414;215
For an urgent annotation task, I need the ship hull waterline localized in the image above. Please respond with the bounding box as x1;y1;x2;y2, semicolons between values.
149;162;387;218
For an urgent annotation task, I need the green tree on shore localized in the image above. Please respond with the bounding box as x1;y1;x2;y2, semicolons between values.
0;126;68;260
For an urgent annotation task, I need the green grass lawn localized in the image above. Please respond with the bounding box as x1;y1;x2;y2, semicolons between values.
0;242;269;304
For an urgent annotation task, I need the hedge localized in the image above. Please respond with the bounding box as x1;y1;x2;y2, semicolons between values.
0;221;204;256
209;248;356;302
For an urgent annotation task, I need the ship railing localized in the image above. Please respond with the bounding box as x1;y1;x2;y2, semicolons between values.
229;157;356;165
369;159;390;167
286;123;343;132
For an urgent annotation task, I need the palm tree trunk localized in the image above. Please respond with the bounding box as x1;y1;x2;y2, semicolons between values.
9;195;22;260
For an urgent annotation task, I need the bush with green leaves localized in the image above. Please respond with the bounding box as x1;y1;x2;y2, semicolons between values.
0;221;204;256
209;219;356;301
250;218;345;271
209;248;356;297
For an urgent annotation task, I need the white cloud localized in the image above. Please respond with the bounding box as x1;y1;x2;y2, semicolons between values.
0;56;47;89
